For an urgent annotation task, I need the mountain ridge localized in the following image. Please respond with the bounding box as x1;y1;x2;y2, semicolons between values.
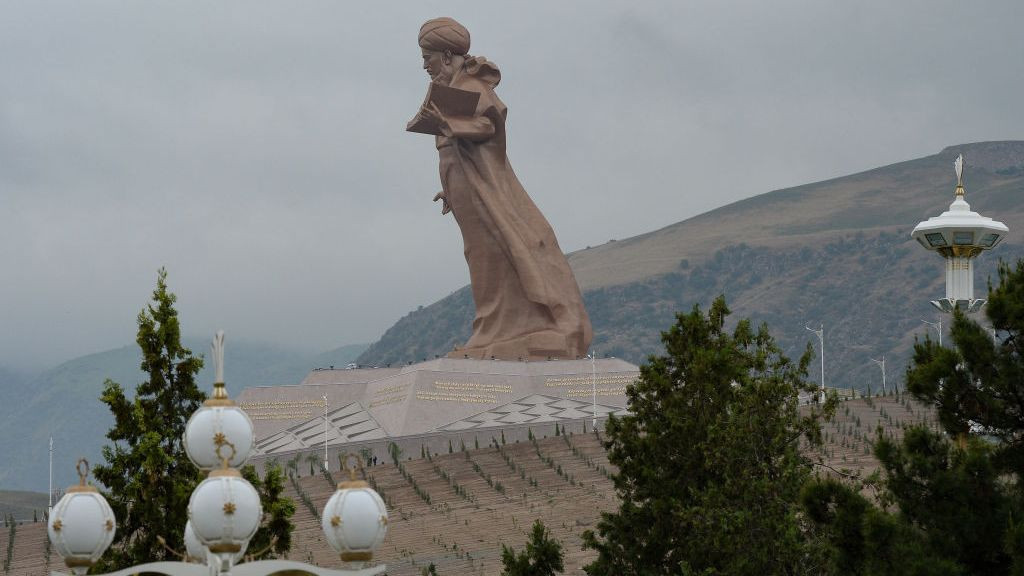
357;141;1024;394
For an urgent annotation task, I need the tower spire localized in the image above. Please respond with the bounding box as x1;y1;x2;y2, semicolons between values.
954;154;965;198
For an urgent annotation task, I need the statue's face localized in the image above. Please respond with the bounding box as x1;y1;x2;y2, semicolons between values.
422;48;450;81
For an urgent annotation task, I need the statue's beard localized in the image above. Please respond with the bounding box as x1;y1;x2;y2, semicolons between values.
432;66;455;85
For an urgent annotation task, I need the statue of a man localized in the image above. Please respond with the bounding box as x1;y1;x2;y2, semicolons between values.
408;17;592;360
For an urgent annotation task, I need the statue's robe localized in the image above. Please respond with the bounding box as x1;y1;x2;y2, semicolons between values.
434;57;592;360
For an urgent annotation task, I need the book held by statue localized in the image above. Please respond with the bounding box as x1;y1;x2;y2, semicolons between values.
406;83;481;135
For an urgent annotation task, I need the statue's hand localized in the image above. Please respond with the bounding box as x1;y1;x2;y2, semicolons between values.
433;191;451;215
421;102;450;135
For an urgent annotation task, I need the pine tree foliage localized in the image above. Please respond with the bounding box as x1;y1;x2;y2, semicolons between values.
583;296;832;575
801;467;960;576
241;462;295;559
501;519;564;576
92;269;206;569
804;259;1024;575
92;269;294;569
908;260;1024;468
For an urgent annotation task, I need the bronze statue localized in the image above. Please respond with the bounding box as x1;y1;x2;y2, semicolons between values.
408;17;592;361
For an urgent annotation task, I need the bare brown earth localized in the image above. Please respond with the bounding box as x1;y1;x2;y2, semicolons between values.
9;395;935;576
568;141;1024;291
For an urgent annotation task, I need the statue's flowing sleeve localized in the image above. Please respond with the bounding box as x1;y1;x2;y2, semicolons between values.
443;114;494;141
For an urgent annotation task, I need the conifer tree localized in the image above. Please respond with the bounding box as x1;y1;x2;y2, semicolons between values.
241;462;295;559
92;269;293;568
93;269;206;569
501;520;564;576
804;259;1024;574
583;296;832;575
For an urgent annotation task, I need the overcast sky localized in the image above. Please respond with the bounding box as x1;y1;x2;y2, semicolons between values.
2;1;1022;371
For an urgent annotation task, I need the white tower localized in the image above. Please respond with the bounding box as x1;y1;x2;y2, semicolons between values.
911;154;1008;313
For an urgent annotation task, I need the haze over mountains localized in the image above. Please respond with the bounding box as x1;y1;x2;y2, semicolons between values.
3;141;1022;494
0;341;366;492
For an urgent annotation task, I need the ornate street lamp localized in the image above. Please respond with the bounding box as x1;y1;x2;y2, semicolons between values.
322;455;389;564
188;441;262;572
183;331;255;470
912;154;1008;313
49;331;389;576
47;459;116;576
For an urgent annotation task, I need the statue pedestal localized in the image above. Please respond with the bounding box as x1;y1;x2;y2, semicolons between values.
240;358;640;466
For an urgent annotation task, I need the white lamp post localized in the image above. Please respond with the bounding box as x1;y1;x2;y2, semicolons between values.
586;353;597;429
870;356;886;395
48;435;53;516
324;394;329;472
921;318;943;347
49;330;389;576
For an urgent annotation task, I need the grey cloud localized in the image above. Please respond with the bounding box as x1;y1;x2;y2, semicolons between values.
1;0;1022;369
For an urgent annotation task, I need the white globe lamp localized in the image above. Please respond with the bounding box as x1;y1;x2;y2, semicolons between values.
185;520;245;565
48;460;116;575
187;442;262;571
322;454;388;563
184;331;255;470
183;520;207;564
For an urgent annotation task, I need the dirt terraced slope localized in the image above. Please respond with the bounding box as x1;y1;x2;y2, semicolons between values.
9;394;935;576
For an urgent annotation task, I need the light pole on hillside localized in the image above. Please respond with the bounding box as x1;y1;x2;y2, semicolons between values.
805;323;825;402
585;352;598;429
590;353;597;429
921;318;943;347
323;394;329;471
48;435;53;516
870;356;886;395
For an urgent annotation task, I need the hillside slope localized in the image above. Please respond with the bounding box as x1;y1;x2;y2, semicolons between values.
358;141;1024;391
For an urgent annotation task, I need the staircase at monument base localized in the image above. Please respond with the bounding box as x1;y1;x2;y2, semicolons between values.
284;432;618;575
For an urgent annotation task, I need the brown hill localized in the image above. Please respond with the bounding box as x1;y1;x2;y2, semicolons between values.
570;141;1024;289
358;141;1024;393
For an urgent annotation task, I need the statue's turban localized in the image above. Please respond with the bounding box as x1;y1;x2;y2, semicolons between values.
418;17;470;55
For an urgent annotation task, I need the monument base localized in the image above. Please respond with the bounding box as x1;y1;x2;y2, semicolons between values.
449;330;580;361
237;357;638;466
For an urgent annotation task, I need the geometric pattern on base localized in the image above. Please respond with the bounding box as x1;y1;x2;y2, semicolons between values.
254;402;386;455
438;394;628;432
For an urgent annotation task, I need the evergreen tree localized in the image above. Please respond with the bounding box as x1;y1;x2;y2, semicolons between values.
93;269;206;569
908;260;1024;468
241;462;295;559
92;269;293;568
804;259;1024;575
582;296;832;575
501;520;564;576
